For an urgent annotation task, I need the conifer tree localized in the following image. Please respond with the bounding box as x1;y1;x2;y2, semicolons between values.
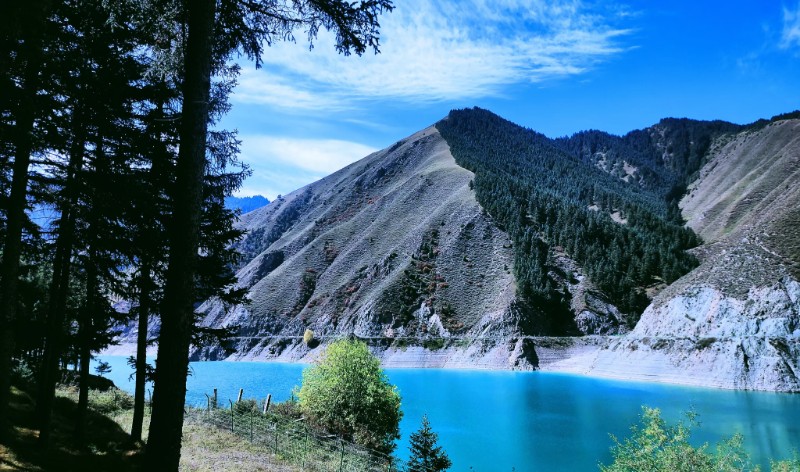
0;0;52;437
141;2;393;468
408;415;452;472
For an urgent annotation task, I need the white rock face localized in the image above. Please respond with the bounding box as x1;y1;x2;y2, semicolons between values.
574;270;800;392
633;279;800;339
572;121;800;392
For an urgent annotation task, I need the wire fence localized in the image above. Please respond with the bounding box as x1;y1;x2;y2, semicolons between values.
190;395;407;472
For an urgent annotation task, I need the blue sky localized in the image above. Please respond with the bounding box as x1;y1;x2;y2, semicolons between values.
222;0;800;199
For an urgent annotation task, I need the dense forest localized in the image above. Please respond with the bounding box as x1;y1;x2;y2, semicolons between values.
0;0;392;469
436;108;739;332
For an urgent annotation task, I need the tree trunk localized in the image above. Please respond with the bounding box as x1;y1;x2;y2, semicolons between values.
130;262;151;443
144;1;215;469
35;113;87;446
75;262;96;443
0;6;45;437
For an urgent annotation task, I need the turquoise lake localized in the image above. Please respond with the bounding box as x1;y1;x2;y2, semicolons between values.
95;356;800;471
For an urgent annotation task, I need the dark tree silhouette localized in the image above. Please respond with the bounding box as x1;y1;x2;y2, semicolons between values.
142;2;393;469
0;0;51;438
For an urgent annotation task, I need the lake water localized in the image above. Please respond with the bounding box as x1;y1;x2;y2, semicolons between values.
94;356;800;471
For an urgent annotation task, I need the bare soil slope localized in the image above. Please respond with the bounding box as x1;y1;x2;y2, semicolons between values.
192;128;538;367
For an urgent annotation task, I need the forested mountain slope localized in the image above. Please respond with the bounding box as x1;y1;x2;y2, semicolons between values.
568;118;800;391
436;109;715;326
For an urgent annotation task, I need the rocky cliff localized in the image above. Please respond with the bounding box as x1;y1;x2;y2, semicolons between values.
553;119;800;391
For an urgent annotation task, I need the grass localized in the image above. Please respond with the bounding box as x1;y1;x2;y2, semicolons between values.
199;402;396;471
179;417;299;472
0;386;139;471
0;384;300;471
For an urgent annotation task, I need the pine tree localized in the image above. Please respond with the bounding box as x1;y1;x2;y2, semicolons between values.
140;1;393;468
407;415;452;472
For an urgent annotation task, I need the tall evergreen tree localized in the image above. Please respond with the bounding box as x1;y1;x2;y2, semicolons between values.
0;0;52;437
408;415;452;472
33;0;152;444
141;1;393;468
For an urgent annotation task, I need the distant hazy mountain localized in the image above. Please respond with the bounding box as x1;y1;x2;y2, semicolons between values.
152;108;799;391
224;195;270;214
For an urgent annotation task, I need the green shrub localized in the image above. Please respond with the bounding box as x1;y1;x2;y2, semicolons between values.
771;454;800;472
11;358;36;386
298;339;402;454
269;399;302;419
89;388;134;415
695;337;717;350
423;338;446;351
234;398;259;414
601;406;800;472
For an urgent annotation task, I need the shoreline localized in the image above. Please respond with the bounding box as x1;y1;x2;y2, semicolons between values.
101;334;800;393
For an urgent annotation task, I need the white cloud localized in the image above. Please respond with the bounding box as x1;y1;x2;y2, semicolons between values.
781;2;800;49
232;0;632;110
235;135;378;198
240;135;377;173
234;70;348;112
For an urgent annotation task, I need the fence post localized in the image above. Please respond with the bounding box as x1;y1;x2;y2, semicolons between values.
229;400;234;432
237;388;244;402
213;388;217;409
263;394;271;414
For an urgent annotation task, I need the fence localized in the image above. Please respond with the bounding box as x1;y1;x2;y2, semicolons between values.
191;391;406;472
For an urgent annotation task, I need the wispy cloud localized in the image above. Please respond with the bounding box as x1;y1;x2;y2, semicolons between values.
235;135;378;198
232;0;632;111
781;2;800;49
241;135;377;174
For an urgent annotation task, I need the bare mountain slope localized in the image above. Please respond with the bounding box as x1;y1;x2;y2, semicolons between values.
192;127;539;367
565;119;800;391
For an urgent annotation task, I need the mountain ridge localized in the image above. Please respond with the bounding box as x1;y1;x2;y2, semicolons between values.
108;109;800;391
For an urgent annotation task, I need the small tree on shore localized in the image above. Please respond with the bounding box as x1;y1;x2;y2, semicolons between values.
408;414;452;472
601;406;771;472
303;329;316;347
297;338;401;454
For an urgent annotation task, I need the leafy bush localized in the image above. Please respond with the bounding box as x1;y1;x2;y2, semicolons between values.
696;337;717;350
269;399;302;419
233;398;260;414
89;388;134;415
602;406;800;472
11;358;36;386
771;454;800;472
298;339;402;454
423;338;446;351
303;329;319;348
